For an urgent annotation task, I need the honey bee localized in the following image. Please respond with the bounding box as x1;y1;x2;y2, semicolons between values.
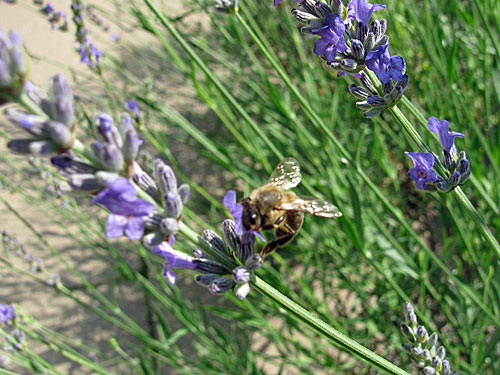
240;157;342;256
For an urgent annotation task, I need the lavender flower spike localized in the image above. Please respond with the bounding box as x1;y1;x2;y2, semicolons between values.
94;177;156;240
0;304;16;324
348;0;386;26
365;44;405;84
151;241;196;284
427;117;464;154
223;190;266;241
405;152;437;190
312;14;348;63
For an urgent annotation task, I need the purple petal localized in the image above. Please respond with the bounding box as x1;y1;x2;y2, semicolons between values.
133;199;156;216
348;0;386;26
124;217;145;240
223;190;237;211
427;117;464;153
105;215;127;238
405;152;435;170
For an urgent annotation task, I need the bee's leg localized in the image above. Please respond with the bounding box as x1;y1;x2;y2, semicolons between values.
261;227;295;257
261;214;285;231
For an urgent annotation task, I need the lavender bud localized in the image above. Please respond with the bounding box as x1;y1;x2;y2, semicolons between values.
416;325;428;343
202;230;228;255
232;266;250;283
195;273;219;286
223;219;241;254
0;60;12;87
359;71;377;94
4;109;45;135
8;139;55;155
423;367;436;375
238;231;255;262
244;253;262;271
50;75;73;126
154;160;177;195
164;191;182;219
422;349;431;361
443;150;456;172
122;130;141;162
356;100;372;110
94;114;122;147
447;171;460;188
367;95;385;107
9;48;25;76
400;323;415;342
95;171;119;187
68;173;101;191
132;162;160;202
403;303;417;325
411;346;424;359
51;156;97;174
350;39;365;61
442;360;451;375
363;32;375;53
349;84;370;99
435;175;449;191
192;248;206;258
142;231;165;249
234;282;250;300
99;143;124;172
177;183;190;203
160;218;179;236
194;259;228;274
459;169;471;184
144;213;162;230
208;277;234;295
118;113;134;134
457;152;469;174
426;332;438;349
436;345;446;360
46;121;72;147
431;356;442;369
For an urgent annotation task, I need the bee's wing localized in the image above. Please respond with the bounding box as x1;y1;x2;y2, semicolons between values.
279;198;342;218
267;157;301;190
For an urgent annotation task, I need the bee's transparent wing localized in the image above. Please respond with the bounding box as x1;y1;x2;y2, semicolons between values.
267;157;301;190
279;198;342;218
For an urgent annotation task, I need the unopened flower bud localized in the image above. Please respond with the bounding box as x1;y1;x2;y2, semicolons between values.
426;332;438;349
223;219;241;255
94;114;122;147
443;150;456;172
164;191;182;219
441;360;451;375
363;106;383;118
232;266;250;283
154;160;177;195
51;155;97;174
244;253;262;271
447;171;460;188
349;84;370;99
431;355;442;369
234;282;250;299
423;366;436;375
177;183;190;203
194;259;228;274
122;130;141;162
132;162;161;202
367;95;385;107
8;139;55;155
457;152;469;174
416;325;428;343
350;39;365;61
68;173;102;192
202;230;228;255
195;273;219;286
99;143;124;172
208;277;234;295
142;231;165;249
436;345;446;360
400;323;415;342
46;121;72;147
4;109;45;136
50;75;73;126
160;218;179;236
238;231;255;262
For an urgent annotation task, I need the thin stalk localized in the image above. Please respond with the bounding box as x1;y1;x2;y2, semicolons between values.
233;10;499;322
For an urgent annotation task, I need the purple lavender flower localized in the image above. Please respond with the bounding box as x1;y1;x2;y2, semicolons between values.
94;177;156;240
348;0;386;26
223;190;266;241
365;44;405;84
405;152;437;190
125;99;140;118
151;241;196;284
312;14;347;63
427;117;464;153
0;304;16;324
273;0;283;5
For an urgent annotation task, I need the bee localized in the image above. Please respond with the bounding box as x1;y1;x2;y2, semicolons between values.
240;157;342;256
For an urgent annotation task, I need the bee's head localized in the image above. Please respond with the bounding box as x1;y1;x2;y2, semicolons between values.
240;197;261;230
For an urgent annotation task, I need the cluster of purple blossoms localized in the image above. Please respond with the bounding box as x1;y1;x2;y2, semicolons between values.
125;99;142;121
0;28;26;102
33;1;68;31
5;75;75;155
0;305;16;325
51;112;142;192
71;0;103;72
406;117;469;192
278;0;408;117
400;303;456;375
152;218;262;299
